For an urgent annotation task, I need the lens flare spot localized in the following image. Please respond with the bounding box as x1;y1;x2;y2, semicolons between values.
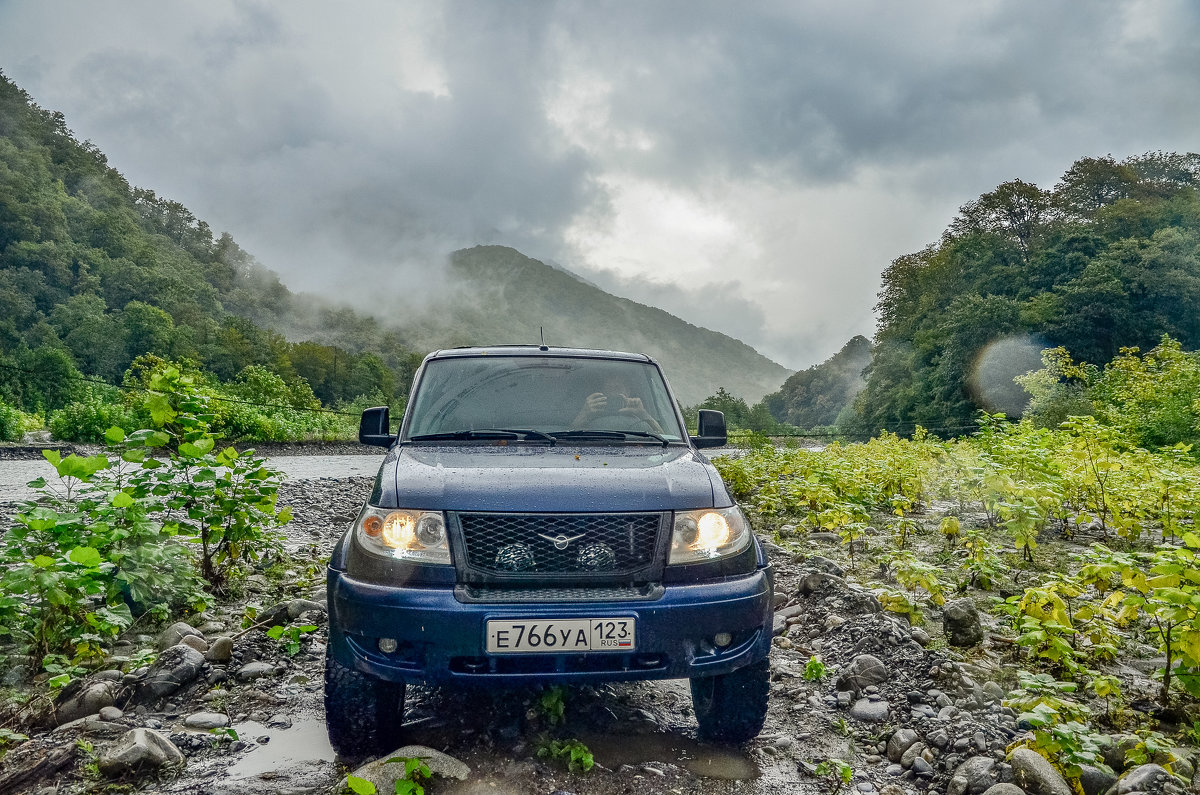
968;335;1046;417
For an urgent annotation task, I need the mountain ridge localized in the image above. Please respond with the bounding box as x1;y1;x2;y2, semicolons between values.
384;245;790;404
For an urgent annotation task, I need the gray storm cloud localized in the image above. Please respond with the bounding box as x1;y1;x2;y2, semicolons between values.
1;0;1198;369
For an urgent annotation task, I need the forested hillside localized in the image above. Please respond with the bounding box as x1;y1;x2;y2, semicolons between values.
843;152;1200;436
0;73;422;433
764;335;871;429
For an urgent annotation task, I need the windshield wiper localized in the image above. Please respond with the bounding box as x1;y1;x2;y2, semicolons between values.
551;429;670;447
614;429;670;446
409;429;557;443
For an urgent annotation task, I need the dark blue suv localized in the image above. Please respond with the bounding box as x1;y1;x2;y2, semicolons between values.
324;346;773;755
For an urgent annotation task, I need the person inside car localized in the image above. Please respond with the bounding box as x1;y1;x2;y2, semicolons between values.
571;374;666;434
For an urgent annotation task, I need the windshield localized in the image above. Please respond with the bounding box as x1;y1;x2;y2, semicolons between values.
405;356;686;442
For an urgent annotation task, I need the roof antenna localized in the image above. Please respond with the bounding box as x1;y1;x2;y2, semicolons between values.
539;326;549;351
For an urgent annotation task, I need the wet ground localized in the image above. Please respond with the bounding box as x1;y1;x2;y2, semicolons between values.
1;460;838;795
0;452;386;502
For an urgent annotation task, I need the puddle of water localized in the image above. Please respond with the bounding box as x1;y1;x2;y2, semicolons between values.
579;731;759;780
224;717;337;779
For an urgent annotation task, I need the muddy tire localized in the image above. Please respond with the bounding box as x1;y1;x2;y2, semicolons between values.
323;650;405;758
690;659;769;743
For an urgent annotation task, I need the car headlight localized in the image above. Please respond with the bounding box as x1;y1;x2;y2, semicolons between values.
668;506;751;564
355;505;451;565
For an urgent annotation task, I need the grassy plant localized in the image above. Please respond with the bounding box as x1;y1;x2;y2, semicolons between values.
804;655;827;681
537;685;566;726
812;758;853;794
537;738;594;773
346;755;432;795
267;624;317;656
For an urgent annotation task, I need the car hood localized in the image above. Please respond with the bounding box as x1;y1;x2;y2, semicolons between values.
371;443;729;512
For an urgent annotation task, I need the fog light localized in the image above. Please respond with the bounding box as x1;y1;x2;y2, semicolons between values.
378;637;398;653
713;632;733;647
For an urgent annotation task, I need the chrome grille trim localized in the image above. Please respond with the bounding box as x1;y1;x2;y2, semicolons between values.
448;511;668;584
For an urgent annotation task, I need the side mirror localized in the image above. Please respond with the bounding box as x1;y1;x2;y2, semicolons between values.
359;406;394;447
691;409;727;449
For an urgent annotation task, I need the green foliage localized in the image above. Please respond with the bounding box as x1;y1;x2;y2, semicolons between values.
770;336;871;429
884;549;946;610
812;758;854;794
0;727;29;750
1004;671;1090;724
804;655;827;681
48;383;133;442
960;528;1002;590
267;624;317;656
1119;730;1178;769
537;738;594;774
537;685;566;726
0;432;206;670
687;387;782;434
939;516;961;547
0;398;38;441
0;364;293;677
0;73;420;439
1013;719;1113;780
850;151;1200;437
1118;532;1200;703
346;756;432;795
139;365;291;592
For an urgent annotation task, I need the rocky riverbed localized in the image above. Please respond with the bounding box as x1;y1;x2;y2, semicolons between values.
0;474;1196;795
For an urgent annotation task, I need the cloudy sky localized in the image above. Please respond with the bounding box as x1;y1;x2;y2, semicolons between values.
1;1;1198;370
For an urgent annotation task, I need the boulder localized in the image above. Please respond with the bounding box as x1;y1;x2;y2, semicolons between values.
943;598;985;647
346;745;470;791
179;634;209;654
849;698;890;722
948;757;1001;795
980;786;1026;795
887;728;920;763
286;598;326;619
1104;763;1181;795
205;636;235;663
184;711;230;729
99;728;185;776
132;644;205;704
54;678;121;725
1010;747;1072;795
797;570;846;596
805;556;846;577
900;742;927;769
237;661;277;681
836;654;889;693
158;621;203;651
1078;764;1118;795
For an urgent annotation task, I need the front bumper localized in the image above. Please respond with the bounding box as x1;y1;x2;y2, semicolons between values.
327;567;773;684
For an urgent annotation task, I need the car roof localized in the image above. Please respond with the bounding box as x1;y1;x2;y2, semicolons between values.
424;345;654;364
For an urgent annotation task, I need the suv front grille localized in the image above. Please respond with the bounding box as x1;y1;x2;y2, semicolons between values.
456;584;664;603
450;512;666;582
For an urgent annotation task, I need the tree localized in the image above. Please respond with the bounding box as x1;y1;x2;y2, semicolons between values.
48;293;126;381
1053;156;1137;218
951;179;1053;257
121;300;177;364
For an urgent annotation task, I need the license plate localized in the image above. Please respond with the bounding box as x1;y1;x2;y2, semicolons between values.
486;618;636;653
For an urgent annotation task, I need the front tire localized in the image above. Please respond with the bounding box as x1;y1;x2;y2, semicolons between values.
324;650;406;758
690;659;769;743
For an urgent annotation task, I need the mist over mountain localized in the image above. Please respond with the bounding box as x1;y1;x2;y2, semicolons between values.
395;245;790;405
